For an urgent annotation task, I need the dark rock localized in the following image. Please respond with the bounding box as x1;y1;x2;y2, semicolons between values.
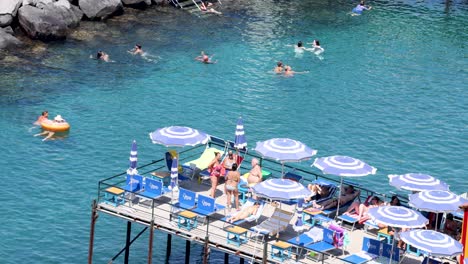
0;27;22;49
3;26;14;34
79;0;123;20
122;0;151;6
18;3;82;40
0;0;23;27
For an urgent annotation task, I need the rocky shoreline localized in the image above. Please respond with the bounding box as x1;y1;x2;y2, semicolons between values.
0;0;169;50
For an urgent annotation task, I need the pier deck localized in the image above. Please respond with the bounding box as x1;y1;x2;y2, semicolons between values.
92;137;458;264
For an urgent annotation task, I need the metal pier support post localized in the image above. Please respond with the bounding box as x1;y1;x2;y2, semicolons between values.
203;236;210;264
124;221;132;264
185;240;191;264
148;220;154;264
88;200;98;264
262;237;268;264
166;234;172;261
239;257;244;264
224;252;229;264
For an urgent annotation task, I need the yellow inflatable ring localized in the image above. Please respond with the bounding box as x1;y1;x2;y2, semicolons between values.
41;121;70;132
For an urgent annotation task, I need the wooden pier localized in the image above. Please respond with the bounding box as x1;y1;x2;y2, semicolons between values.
88;137;456;264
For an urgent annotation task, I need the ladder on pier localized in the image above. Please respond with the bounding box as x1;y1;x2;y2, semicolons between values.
170;0;222;16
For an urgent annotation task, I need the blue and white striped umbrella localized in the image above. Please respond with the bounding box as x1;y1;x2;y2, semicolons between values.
388;173;449;192
149;126;210;147
312;155;376;215
126;140;138;175
409;190;467;213
293;198;307;232
234;117;247;149
400;230;463;257
312;156;377;177
169;157;178;191
252;179;312;201
254;138;317;162
367;206;428;228
251;178;312;201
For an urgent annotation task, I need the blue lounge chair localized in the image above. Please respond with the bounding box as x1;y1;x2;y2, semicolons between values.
123;174;143;193
137;178;165;199
287;227;324;247
192;194;225;224
380;243;400;264
337;214;359;231
342;237;381;264
305;228;336;257
172;188;196;212
283;171;304;183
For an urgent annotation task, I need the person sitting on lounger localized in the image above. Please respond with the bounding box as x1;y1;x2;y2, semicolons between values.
312;185;360;210
344;195;383;222
226;202;260;223
305;184;330;202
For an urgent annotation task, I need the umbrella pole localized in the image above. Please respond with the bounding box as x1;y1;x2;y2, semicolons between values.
435;213;439;231
335;177;343;219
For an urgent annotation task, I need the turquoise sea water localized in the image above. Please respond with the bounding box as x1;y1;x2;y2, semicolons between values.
1;0;467;263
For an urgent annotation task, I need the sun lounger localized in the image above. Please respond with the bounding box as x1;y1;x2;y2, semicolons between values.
123;174;143;193
379;243;401;264
191;194;225;224
337;213;360;231
136;178;166;206
342;237;381;264
183;147;225;171
172;188;196;213
287;227;324;247
305;228;337;259
251;207;294;237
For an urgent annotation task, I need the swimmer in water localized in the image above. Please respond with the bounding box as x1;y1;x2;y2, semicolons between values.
274;61;284;73
295;41;306;53
352;1;372;16
283;65;309;77
33;111;55;141
310;40;324;54
129;44;144;55
195;51;217;64
96;51;110;62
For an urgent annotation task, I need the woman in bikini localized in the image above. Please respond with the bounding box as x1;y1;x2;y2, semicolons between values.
247;158;262;185
208;152;223;198
225;163;240;211
226;202;260;223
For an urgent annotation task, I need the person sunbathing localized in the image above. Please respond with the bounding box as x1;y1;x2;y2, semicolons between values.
312;185;359;210
226;203;260;223
344;196;383;222
305;184;330;202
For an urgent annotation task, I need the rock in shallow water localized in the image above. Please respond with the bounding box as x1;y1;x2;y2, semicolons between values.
18;3;82;40
0;27;22;50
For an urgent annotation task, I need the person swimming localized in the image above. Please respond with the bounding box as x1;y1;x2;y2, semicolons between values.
352;1;372;15
129;44;143;55
283;65;309;76
311;40;324;54
195;51;217;64
200;1;222;15
295;41;306;53
274;61;284;73
97;51;110;62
